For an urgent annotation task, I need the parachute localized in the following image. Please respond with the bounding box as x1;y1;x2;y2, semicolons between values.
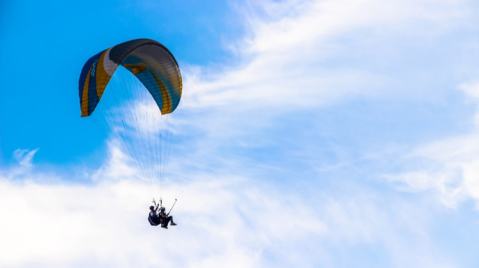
79;39;182;181
79;38;182;117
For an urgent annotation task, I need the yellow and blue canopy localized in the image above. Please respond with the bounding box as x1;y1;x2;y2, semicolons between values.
79;38;182;117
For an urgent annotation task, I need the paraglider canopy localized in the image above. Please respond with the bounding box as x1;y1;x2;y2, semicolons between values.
79;38;182;117
78;38;183;181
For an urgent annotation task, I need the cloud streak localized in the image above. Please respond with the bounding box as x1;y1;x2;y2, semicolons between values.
385;81;479;208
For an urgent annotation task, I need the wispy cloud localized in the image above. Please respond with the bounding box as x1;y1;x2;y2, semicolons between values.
183;0;471;111
385;81;479;208
13;148;38;169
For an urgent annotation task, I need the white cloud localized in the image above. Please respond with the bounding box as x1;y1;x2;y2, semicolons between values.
0;163;460;268
91;139;141;182
459;81;479;100
13;148;38;169
459;81;479;126
182;0;470;112
385;81;479;208
155;0;476;174
0;170;326;268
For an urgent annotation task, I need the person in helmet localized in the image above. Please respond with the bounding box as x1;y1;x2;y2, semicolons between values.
148;204;161;226
158;206;177;229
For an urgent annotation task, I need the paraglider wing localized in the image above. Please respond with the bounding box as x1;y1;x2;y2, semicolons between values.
79;38;182;116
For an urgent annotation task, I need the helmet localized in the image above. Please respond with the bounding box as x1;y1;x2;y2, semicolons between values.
160;207;165;212
149;206;155;211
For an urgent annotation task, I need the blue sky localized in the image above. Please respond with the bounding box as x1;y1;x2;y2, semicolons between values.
0;0;242;164
1;0;479;267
